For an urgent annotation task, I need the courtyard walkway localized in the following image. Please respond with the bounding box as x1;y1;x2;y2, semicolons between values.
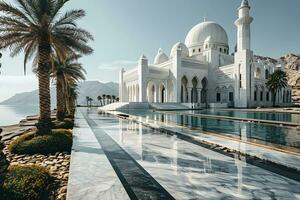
67;108;300;200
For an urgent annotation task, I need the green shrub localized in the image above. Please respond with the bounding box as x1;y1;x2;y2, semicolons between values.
1;165;52;200
53;118;74;129
9;129;72;155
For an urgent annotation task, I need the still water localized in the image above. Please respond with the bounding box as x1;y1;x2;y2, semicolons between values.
189;110;300;124
0;105;38;126
91;111;300;200
122;110;300;149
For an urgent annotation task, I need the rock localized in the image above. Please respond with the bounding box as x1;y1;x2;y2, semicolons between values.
0;130;9;185
59;186;68;194
281;54;300;104
45;161;54;165
57;193;66;200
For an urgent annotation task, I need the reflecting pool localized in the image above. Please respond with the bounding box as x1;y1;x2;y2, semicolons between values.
121;110;300;150
187;109;300;124
90;111;300;200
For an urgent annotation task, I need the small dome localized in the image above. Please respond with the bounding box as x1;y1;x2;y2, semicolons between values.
154;48;169;65
185;21;228;48
170;42;189;58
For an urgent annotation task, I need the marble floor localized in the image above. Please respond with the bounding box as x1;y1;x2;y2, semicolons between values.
73;108;300;200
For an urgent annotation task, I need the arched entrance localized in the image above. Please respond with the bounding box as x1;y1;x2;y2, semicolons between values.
160;83;166;103
146;81;155;103
201;77;208;104
191;77;198;103
181;76;188;103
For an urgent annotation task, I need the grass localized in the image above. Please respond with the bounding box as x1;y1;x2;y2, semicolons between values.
0;165;53;200
9;129;72;155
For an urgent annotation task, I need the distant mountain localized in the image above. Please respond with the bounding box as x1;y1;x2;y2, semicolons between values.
280;54;300;104
0;81;119;106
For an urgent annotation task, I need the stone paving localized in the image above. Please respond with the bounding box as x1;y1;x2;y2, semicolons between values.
67;108;300;200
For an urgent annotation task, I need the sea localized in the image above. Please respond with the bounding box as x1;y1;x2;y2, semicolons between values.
0;105;39;126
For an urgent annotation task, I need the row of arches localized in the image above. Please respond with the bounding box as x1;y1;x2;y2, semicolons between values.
254;68;271;80
181;76;208;104
253;85;292;104
127;84;139;102
146;80;174;103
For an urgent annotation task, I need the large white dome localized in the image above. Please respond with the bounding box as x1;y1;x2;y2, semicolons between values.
185;21;228;48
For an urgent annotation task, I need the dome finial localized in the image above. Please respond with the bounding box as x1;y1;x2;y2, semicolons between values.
241;0;250;8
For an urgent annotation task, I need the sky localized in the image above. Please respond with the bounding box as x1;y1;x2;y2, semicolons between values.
0;0;300;101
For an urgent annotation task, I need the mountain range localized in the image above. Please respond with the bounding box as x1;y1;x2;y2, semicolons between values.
0;81;119;106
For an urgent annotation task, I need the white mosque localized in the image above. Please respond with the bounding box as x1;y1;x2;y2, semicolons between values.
119;0;292;108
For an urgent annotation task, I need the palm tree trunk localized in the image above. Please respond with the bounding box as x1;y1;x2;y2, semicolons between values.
272;92;277;107
56;78;66;121
36;42;52;135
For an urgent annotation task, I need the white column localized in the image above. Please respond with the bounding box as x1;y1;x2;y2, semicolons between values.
155;83;159;103
165;81;169;103
188;88;192;103
198;88;202;103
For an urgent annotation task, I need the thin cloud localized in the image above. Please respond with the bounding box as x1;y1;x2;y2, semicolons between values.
98;60;138;70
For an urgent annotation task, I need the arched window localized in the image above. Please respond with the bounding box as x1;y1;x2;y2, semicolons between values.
265;69;269;79
193;49;195;53
206;44;208;49
255;68;261;79
219;48;222;52
199;48;201;52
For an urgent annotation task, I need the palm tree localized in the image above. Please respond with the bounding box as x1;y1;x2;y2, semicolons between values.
86;96;90;107
52;54;86;121
102;94;106;105
266;70;288;107
66;82;79;117
89;97;93;107
97;96;103;106
112;95;116;103
0;0;93;135
106;95;111;104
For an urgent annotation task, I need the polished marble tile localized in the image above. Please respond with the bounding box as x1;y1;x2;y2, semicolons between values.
66;111;130;200
90;112;300;200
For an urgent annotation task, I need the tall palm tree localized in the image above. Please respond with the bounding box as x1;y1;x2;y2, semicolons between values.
266;70;288;107
106;95;111;104
97;95;103;106
52;54;86;121
86;96;90;107
89;97;93;107
102;94;106;105
0;0;93;135
112;95;116;103
66;82;79;117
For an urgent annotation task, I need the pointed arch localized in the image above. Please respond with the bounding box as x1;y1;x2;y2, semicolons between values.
181;76;188;102
191;76;199;103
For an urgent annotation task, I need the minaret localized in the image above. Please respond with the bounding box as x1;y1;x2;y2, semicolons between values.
235;0;253;51
234;0;254;108
138;54;148;102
